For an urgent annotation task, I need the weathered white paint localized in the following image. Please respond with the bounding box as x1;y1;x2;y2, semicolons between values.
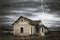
31;26;36;34
40;27;45;36
13;18;35;36
39;21;43;25
13;16;48;36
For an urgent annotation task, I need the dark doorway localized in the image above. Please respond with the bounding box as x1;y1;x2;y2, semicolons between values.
36;27;40;33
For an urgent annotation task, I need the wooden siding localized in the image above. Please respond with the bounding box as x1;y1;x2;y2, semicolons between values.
13;18;35;36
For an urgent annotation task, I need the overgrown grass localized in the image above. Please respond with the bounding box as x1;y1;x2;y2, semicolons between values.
0;31;60;40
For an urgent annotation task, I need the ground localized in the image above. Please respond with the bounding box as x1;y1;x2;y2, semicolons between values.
0;31;60;40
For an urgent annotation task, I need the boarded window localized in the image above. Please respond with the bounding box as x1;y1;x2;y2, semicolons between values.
20;27;23;33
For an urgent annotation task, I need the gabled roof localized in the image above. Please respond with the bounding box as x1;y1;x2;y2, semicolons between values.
12;16;32;25
12;16;48;29
29;20;41;25
12;16;41;25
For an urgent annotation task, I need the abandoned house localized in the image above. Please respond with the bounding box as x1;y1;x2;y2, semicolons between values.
12;16;48;36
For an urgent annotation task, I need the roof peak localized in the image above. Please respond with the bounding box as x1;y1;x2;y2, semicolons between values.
12;16;41;25
20;16;25;17
20;16;41;21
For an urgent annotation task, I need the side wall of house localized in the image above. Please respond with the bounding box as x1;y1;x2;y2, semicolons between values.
39;27;45;36
13;18;35;36
39;27;48;36
39;21;47;36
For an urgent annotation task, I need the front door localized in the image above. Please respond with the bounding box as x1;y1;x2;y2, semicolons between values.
36;27;40;34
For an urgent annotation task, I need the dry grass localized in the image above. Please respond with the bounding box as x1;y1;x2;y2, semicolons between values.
0;31;60;40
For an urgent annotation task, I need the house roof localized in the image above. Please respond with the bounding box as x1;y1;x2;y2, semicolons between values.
12;16;47;29
12;16;41;25
12;16;32;25
29;20;41;26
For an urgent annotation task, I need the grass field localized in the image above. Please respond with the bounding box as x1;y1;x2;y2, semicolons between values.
0;31;60;40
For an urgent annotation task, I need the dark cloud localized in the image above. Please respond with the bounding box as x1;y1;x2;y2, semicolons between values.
0;0;60;31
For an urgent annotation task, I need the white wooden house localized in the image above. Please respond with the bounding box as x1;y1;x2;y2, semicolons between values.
12;16;48;36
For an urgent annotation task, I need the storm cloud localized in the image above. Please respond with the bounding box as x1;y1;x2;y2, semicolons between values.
0;0;60;31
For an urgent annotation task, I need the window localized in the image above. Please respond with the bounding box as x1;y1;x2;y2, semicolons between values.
42;27;44;33
31;27;32;34
36;27;39;33
21;19;24;22
20;27;23;33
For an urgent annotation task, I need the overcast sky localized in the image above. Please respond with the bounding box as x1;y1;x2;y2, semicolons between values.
0;0;60;31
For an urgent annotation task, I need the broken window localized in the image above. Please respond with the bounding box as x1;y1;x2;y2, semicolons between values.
20;27;23;33
42;27;44;33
